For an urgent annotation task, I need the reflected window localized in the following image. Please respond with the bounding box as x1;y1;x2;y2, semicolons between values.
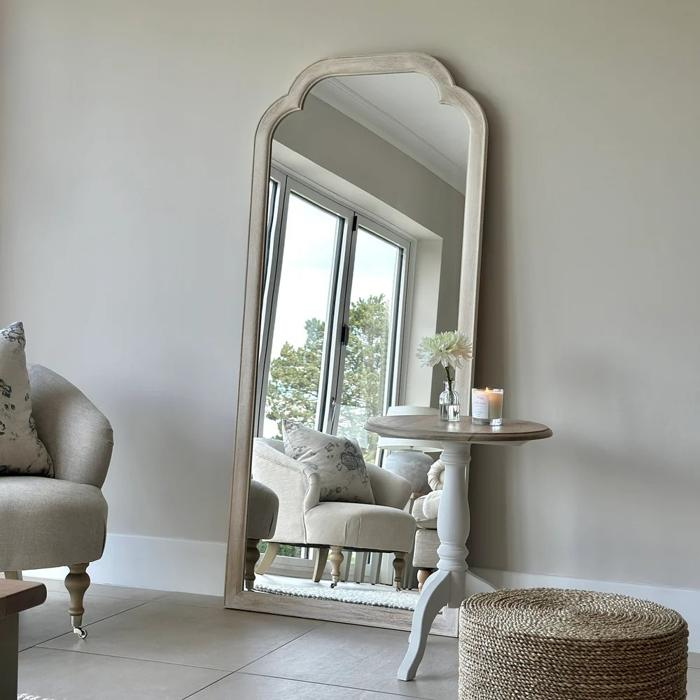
257;169;410;464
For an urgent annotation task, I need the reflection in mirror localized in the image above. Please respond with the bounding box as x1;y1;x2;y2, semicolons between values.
245;71;471;615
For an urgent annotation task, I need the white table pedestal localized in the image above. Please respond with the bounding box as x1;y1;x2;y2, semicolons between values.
398;442;493;681
365;414;552;682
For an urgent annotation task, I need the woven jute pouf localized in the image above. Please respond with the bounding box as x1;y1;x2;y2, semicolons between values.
459;588;688;700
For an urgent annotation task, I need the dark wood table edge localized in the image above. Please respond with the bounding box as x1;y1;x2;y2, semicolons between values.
0;580;47;618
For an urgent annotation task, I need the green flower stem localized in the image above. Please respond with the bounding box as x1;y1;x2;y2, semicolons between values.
444;364;454;395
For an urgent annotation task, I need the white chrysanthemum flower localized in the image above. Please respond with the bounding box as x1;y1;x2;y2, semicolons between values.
416;331;472;369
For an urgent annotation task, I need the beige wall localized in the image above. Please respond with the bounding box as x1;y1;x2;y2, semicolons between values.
1;1;699;593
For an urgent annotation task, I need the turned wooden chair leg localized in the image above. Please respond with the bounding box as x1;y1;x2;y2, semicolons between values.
244;539;261;591
341;551;352;582
313;546;329;583
353;551;368;583
393;552;406;591
65;563;90;639
3;571;22;580
417;568;432;591
254;541;279;575
329;546;344;589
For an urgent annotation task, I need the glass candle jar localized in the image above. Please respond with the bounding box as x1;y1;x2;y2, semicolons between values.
471;387;503;426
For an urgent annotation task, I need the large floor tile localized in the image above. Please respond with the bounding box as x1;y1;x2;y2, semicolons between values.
19;590;149;650
189;671;422;699
241;622;457;699
688;668;700;700
41;599;321;671
689;651;700;669
18;647;226;700
160;591;224;608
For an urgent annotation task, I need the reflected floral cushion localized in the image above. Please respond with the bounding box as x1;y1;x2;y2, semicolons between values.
0;321;53;476
282;421;374;504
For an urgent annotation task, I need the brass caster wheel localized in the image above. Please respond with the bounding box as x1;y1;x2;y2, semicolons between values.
73;626;88;640
330;582;338;589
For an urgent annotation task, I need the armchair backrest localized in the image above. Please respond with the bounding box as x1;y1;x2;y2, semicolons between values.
366;464;412;510
29;365;113;488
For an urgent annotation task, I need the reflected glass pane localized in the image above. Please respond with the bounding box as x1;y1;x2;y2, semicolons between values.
338;228;402;463
262;192;341;439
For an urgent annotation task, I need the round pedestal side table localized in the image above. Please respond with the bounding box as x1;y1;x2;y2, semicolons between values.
365;414;553;682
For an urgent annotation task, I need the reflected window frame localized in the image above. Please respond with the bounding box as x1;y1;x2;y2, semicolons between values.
255;164;414;447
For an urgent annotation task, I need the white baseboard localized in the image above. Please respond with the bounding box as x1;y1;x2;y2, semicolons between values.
27;533;228;596
27;534;700;651
474;566;700;652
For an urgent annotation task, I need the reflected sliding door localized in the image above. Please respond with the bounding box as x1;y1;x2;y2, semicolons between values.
258;169;410;462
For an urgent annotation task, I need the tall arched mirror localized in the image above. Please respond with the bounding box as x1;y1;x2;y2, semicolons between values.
226;54;487;634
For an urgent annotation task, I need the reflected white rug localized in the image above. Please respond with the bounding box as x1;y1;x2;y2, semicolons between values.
254;574;420;610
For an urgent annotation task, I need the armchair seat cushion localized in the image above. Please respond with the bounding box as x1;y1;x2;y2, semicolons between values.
413;527;440;569
305;501;415;553
0;477;107;571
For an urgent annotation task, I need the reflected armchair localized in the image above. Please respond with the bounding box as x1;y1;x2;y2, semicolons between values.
252;437;415;589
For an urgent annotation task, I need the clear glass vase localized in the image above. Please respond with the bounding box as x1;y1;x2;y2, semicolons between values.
439;381;460;422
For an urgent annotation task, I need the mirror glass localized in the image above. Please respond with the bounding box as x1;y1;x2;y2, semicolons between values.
244;71;470;613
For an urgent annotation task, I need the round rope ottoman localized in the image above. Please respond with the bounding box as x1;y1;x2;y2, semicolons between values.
459;588;688;700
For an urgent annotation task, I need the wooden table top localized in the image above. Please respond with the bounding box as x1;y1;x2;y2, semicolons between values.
0;579;47;619
365;414;552;444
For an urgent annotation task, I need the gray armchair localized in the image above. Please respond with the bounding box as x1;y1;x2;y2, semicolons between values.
0;365;113;638
244;480;279;591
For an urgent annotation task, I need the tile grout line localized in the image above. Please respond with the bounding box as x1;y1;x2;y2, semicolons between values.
24;590;219;653
26;644;235;673
236;669;435;699
31;608;326;675
232;621;327;675
21;598;158;652
180;671;238;699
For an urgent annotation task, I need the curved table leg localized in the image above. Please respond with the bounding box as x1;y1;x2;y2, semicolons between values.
397;569;450;681
398;442;494;681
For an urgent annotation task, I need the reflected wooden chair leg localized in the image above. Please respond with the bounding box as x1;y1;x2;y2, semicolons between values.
244;539;260;591
254;541;279;575
341;550;352;582
354;551;368;583
313;547;329;583
65;563;90;639
329;546;344;588
393;552;406;591
370;552;382;584
417;568;432;591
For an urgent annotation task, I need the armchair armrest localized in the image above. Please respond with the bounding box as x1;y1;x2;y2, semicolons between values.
29;365;113;488
367;463;412;509
252;438;316;543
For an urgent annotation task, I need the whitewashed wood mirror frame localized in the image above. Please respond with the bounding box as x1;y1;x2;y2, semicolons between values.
225;52;488;634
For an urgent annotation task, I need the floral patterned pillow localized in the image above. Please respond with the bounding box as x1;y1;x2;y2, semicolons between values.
0;322;53;476
282;421;374;504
